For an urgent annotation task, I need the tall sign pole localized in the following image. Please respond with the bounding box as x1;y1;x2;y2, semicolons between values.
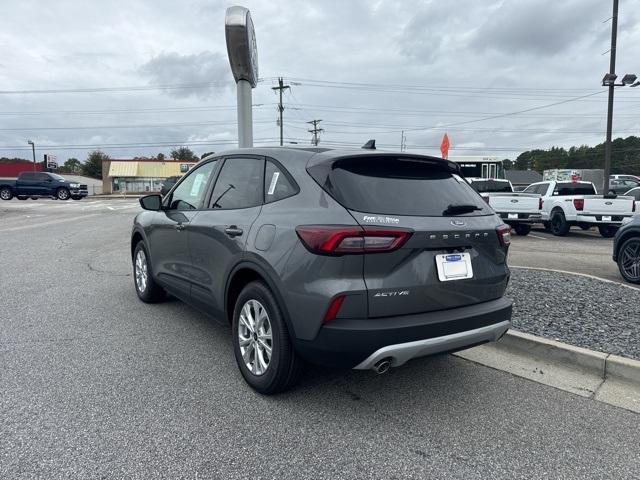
225;6;258;148
604;0;618;192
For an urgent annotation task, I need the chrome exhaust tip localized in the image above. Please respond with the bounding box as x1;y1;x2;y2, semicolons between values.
373;358;392;375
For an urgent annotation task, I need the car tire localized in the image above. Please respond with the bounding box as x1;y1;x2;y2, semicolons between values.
56;187;70;200
513;224;531;236
17;196;28;201
543;221;551;232
232;281;302;394
598;225;618;238
0;187;13;201
579;223;592;231
617;237;640;284
550;210;570;236
71;196;82;200
132;242;166;303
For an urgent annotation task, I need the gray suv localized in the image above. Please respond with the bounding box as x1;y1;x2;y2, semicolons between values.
131;147;512;393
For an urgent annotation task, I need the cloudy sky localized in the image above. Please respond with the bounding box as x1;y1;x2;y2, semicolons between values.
1;0;640;162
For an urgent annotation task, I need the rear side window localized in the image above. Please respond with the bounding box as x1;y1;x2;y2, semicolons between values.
18;172;35;180
471;180;512;193
310;156;488;216
264;160;298;203
554;183;596;196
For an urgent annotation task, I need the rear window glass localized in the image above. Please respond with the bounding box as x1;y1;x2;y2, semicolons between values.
470;180;512;193
554;183;596;196
312;156;488;216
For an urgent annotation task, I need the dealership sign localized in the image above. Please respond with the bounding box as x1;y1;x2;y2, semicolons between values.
225;6;258;148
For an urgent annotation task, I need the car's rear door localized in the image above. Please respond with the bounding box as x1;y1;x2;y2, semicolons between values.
308;155;510;318
187;155;264;315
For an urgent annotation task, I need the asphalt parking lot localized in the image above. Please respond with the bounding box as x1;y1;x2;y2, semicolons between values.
509;225;622;283
1;200;639;478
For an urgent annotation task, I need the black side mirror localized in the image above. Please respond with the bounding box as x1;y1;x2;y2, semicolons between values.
139;194;163;211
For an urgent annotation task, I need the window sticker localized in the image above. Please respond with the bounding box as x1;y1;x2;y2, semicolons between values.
190;173;206;197
267;171;280;195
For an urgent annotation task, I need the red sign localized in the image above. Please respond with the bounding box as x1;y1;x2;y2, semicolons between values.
440;133;450;159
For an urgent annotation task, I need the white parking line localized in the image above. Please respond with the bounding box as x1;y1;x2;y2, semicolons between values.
0;213;102;233
528;234;548;240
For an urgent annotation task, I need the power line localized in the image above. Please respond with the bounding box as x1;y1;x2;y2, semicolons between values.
0;119;276;132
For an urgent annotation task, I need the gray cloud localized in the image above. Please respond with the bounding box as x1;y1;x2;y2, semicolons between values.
471;0;602;56
139;51;232;99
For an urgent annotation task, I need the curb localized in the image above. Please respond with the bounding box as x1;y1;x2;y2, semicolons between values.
500;330;640;386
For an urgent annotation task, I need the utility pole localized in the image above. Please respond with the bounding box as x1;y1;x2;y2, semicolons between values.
307;120;324;146
272;77;290;146
400;130;407;152
604;0;619;193
27;140;36;171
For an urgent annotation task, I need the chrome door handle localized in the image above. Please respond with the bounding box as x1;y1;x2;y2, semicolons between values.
224;226;243;237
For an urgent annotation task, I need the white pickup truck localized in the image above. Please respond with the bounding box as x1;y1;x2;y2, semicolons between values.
467;178;542;236
523;180;636;237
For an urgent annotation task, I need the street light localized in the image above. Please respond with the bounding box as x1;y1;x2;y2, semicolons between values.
601;71;637;192
27;140;36;172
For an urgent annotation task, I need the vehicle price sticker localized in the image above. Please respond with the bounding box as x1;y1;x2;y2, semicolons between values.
602;215;612;222
267;171;280;195
435;253;473;282
508;213;518;219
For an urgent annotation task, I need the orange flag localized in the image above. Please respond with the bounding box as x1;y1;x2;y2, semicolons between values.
440;133;450;159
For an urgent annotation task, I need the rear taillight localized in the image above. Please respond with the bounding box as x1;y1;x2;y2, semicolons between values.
323;295;345;324
496;225;511;247
539;197;543;210
573;198;584;211
295;225;413;255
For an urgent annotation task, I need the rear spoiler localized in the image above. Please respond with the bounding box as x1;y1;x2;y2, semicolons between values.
307;153;462;180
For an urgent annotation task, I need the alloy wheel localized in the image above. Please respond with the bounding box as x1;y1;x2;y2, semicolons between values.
0;189;10;200
238;299;273;376
620;239;640;282
135;249;148;293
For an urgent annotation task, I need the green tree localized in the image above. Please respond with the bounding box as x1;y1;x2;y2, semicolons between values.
170;146;198;161
83;150;109;179
157;153;166;161
502;158;513;170
60;158;82;174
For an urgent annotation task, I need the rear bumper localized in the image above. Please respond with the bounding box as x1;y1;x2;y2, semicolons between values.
498;212;542;223
576;214;632;225
354;320;510;369
294;296;513;369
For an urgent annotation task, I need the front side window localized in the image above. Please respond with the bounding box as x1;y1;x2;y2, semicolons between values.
209;157;264;210
168;161;217;210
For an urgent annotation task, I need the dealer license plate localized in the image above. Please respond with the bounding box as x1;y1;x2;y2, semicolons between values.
436;253;473;282
602;216;612;222
507;213;518;219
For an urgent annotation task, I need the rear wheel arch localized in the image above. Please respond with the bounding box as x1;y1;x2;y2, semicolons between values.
225;262;294;335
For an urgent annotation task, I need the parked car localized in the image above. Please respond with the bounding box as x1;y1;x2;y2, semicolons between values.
523;180;635;237
0;171;88;201
613;216;640;284
467;178;541;236
624;187;640;213
609;178;640;195
159;176;180;196
130;148;513;393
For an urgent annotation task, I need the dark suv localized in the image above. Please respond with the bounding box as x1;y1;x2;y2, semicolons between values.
131;148;512;393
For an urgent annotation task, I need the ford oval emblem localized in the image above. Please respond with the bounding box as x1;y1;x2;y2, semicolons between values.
510;199;518;203
605;201;613;205
451;220;466;227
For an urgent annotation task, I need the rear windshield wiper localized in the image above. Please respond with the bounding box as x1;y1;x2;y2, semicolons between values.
443;203;482;215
